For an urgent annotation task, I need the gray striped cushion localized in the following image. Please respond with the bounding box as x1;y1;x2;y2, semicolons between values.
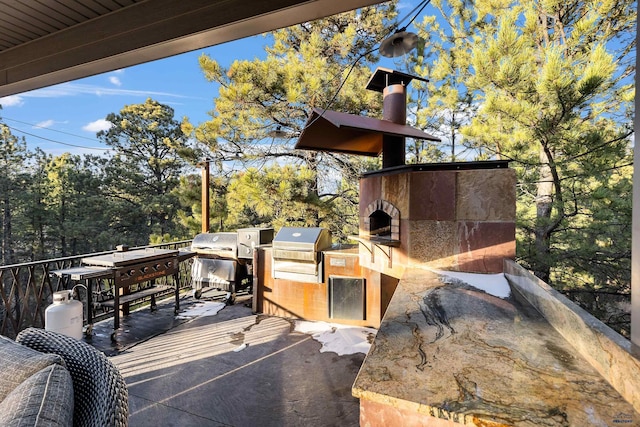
0;334;65;401
0;363;74;426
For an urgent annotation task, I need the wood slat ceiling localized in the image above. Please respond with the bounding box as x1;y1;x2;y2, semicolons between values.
0;1;140;51
0;0;383;97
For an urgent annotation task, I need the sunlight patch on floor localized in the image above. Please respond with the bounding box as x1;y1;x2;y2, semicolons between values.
110;314;291;378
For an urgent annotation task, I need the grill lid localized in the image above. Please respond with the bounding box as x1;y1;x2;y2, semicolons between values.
191;232;238;257
272;227;332;252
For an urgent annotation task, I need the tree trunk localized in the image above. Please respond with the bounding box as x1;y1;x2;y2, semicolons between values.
306;152;321;227
534;150;554;282
60;198;67;257
1;193;12;265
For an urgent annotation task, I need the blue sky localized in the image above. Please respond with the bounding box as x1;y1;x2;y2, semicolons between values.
0;35;272;157
0;1;420;158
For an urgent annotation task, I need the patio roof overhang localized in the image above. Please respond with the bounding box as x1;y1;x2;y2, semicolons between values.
0;0;384;98
294;107;441;156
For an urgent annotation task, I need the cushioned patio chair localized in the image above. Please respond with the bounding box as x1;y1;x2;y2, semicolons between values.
13;328;129;427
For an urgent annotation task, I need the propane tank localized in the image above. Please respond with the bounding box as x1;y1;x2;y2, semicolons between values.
45;291;83;340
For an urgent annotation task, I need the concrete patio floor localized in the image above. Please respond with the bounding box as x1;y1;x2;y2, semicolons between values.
84;290;368;427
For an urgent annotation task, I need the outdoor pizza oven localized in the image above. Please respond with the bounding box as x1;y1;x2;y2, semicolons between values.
272;227;332;283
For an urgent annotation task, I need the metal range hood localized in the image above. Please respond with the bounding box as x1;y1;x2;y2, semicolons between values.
294;107;439;157
294;67;441;167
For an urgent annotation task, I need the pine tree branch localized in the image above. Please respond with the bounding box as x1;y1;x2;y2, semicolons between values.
561;288;630;297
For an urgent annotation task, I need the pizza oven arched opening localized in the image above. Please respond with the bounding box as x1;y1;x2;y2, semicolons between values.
363;199;400;242
370;210;391;238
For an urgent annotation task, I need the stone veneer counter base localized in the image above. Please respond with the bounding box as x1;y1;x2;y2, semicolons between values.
352;268;638;426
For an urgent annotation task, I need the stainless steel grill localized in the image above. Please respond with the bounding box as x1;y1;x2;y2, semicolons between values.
272;227;332;283
191;232;238;258
191;258;238;286
190;232;248;303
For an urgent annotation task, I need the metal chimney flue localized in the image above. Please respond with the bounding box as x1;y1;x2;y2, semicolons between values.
366;68;428;168
382;84;407;124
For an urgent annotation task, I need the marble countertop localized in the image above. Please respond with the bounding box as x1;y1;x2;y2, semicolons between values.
352;268;638;426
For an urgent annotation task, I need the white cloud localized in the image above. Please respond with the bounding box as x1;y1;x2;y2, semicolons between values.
396;0;414;10
34;119;55;129
0;95;24;107
18;82;189;99
83;119;112;133
109;76;122;86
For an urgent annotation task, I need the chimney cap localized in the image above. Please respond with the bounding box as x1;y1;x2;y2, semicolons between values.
366;67;428;93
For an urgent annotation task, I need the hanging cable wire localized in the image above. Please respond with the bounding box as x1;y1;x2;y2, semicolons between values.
396;0;432;31
1;116;103;142
328;0;432;101
301;0;432;132
5;125;110;151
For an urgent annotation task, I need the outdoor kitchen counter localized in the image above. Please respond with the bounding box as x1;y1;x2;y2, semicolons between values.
352;268;638;426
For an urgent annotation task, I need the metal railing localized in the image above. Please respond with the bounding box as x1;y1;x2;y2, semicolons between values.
0;240;193;339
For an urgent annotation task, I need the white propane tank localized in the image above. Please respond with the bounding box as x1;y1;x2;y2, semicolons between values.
45;291;83;340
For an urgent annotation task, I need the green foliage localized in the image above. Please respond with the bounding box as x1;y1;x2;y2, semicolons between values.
183;4;397;237
42;153;113;256
1;98;202;262
410;0;479;161
225;165;318;230
174;174;207;235
413;0;635;335
98;98;196;244
222;164;359;241
0;124;28;263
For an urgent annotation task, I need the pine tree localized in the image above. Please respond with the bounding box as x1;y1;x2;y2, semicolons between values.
411;0;635;334
0;124;27;264
182;4;397;240
98;98;199;245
